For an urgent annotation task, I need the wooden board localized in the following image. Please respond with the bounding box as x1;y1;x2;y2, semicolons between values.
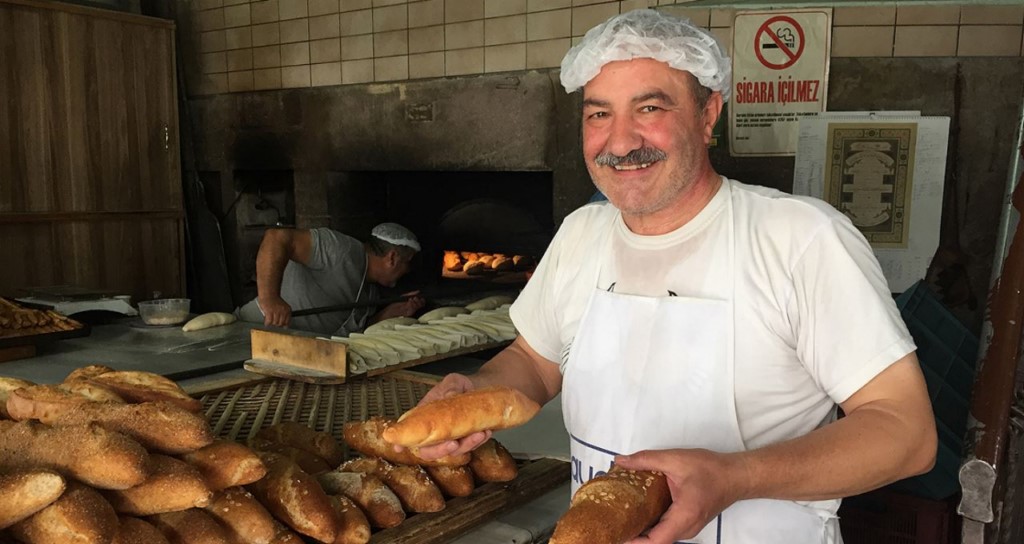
249;329;348;379
244;358;347;385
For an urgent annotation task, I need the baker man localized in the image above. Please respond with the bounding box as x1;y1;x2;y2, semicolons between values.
413;9;936;544
236;223;425;336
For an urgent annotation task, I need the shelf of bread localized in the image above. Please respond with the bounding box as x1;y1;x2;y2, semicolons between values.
0;297;86;344
0;366;569;544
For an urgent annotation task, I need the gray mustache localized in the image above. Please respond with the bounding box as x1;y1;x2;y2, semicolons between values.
594;147;667;167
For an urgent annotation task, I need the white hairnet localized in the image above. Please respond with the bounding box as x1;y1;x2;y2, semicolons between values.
560;9;731;102
371;223;420;252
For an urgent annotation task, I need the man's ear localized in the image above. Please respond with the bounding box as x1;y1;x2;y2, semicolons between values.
386;249;400;267
702;92;724;146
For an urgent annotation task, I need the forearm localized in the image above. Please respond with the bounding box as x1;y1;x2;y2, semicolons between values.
255;233;291;301
735;400;936;502
470;338;561;407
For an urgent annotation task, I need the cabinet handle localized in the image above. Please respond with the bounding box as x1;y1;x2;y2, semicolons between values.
163;125;169;150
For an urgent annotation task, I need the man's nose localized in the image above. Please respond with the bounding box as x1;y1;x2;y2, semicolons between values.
604;115;643;158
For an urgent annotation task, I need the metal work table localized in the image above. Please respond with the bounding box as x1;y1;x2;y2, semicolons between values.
0;324;572;543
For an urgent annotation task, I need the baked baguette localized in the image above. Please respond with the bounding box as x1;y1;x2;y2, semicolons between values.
247;452;337;544
316;470;405;529
0;469;66;529
9;482;118;544
104;454;212;515
382;386;540;448
248;436;332;475
112;516;170;544
0;377;34;419
64;364;115;383
469;438;518;483
5;384;93;422
58;381;125;403
548;466;672;544
52;401;214;455
339;457;445;513
0;420;149;490
148;509;231;544
89;371;202;412
342;417;470;467
255;421;344;467
180;439;267;491
204;487;278;544
424;465;475;498
327;494;371;544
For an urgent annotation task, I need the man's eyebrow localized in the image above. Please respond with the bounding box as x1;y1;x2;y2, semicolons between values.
634;91;675;106
582;97;609;108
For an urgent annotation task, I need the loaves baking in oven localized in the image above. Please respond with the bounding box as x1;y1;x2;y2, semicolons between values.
548;466;671;544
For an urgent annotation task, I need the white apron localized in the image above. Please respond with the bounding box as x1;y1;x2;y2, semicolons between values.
561;197;840;544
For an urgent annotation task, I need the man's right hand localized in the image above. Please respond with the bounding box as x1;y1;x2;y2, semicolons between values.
403;373;492;460
259;295;292;328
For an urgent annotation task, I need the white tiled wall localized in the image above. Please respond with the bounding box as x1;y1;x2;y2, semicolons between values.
187;1;1024;95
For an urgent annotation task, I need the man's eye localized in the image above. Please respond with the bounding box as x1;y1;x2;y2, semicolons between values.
639;105;661;113
588;111;609;119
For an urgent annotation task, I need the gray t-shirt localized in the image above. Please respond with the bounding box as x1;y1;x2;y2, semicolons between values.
237;228;379;335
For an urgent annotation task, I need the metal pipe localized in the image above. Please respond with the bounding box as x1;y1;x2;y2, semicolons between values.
959;91;1024;535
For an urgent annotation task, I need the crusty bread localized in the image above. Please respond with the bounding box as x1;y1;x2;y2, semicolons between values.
58;381;125;403
339;457;445;513
5;384;93;422
342;417;470;467
180;439;267;491
327;495;371;544
204;487;278;544
424;465;475;498
10;482;118;544
0;420;149;490
548;466;671;544
383;386;540;448
104;454;212;516
0;469;66;529
268;521;303;544
89;371;202;412
247;452;337;544
316;470;405;529
148;509;231;544
64;365;115;383
469;438;518;483
255;422;344;467
248;436;332;475
112;516;170;544
53;401;214;455
0;377;34;419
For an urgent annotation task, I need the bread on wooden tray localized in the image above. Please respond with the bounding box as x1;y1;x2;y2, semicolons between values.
0;420;150;490
316;470;405;529
255;421;344;467
342;417;470;467
248;436;332;475
112;516;170;544
204;487;279;544
338;457;445;514
247;452;338;544
424;465;475;498
469;438;518;483
104;454;212;516
148;508;232;544
0;469;66;530
9;482;119;544
382;386;540;448
548;466;672;544
88;371;203;412
327;495;371;544
180;439;267;491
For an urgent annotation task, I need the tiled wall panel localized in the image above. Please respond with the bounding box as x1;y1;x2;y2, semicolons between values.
186;0;1024;95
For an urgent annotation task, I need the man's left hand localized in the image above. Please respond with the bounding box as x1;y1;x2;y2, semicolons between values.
614;448;750;544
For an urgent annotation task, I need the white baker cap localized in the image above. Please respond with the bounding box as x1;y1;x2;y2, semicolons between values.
559;9;731;102
372;222;421;252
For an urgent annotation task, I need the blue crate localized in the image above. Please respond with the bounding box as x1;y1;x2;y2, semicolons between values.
887;280;978;500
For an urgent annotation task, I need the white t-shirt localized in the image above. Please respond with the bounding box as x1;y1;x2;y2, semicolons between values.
510;178;916;450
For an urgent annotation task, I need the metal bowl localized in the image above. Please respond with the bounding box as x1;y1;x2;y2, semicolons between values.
138;298;191;326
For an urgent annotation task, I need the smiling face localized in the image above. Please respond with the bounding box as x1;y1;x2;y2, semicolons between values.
582;58;723;233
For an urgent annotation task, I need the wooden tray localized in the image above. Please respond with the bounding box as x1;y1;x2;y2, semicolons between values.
196;375;570;543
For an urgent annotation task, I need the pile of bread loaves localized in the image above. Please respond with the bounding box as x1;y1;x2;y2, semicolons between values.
0;298;82;338
0;367;532;544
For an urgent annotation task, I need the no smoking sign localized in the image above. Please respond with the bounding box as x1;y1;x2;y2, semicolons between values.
755;16;805;70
